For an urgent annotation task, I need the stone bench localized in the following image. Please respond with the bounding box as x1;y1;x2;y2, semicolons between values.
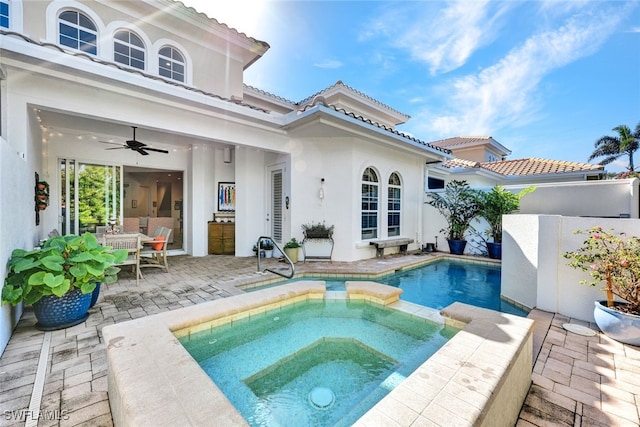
369;238;413;258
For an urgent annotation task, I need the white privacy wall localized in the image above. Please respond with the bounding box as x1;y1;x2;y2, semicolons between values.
510;179;639;218
502;215;640;322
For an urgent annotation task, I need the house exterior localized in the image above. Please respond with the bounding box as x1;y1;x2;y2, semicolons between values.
0;0;451;351
1;0;635;356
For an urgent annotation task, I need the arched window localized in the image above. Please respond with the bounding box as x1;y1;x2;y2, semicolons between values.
0;1;9;28
388;172;401;237
361;167;379;240
158;46;185;82
58;10;97;55
114;30;145;70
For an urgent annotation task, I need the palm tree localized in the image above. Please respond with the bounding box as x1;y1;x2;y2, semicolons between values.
588;122;640;171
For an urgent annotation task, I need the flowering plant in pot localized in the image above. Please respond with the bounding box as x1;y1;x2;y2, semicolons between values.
426;180;482;255
2;233;127;330
564;226;640;345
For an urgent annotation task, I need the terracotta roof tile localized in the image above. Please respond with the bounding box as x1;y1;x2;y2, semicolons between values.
443;158;480;169
444;157;604;176
429;136;493;148
481;158;603;176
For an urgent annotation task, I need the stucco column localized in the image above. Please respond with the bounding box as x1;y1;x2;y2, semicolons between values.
189;143;210;256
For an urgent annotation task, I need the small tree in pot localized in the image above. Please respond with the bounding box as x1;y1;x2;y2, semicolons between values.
426;180;482;255
476;185;535;259
564;227;640;345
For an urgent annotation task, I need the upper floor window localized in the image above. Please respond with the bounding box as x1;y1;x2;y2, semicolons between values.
388;173;401;237
59;10;97;55
0;1;9;29
158;46;184;82
114;30;145;70
361;167;379;240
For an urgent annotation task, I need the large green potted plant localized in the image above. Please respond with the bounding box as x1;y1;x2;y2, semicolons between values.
426;180;482;255
2;233;126;330
564;227;640;345
476;185;535;259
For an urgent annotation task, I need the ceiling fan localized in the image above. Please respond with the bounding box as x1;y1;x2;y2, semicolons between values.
100;126;169;156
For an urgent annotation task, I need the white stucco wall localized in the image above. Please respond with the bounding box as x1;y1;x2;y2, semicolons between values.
287;136;426;262
501;215;540;309
510;179;639;218
503;215;640;322
0;102;42;354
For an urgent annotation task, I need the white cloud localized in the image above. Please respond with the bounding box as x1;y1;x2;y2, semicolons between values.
409;5;627;137
368;1;512;75
313;59;343;69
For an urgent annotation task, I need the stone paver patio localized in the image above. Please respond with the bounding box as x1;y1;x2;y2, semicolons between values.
1;253;639;426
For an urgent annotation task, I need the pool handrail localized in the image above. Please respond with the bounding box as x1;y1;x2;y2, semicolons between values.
256;236;295;279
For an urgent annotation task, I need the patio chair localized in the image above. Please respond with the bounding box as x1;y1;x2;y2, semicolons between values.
123;217;140;233
104;234;143;285
140;227;171;273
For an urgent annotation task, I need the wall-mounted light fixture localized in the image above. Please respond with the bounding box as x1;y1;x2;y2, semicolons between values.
223;147;232;164
319;178;325;200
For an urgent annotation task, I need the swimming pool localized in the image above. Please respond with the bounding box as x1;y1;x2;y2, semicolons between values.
254;259;528;317
180;299;458;426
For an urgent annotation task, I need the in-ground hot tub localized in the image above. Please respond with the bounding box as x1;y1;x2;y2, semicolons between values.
103;281;534;426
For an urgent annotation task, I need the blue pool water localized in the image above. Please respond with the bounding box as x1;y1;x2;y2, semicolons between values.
278;259;528;317
180;299;458;426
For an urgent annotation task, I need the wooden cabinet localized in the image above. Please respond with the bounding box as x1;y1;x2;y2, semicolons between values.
208;222;235;254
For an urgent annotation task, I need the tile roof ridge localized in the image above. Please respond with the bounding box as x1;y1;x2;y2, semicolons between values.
299;102;449;154
1;29;270;114
297;80;410;118
243;84;296;104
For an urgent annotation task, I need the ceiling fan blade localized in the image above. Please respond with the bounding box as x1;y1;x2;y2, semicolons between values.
135;148;150;156
143;147;169;154
105;147;127;150
99;140;124;146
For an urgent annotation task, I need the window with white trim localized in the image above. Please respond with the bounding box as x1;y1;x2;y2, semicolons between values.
0;1;9;29
361;167;379;240
388;172;401;237
114;30;145;70
158;46;185;82
58;10;97;55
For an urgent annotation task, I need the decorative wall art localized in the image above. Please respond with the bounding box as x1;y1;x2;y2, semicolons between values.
218;182;235;212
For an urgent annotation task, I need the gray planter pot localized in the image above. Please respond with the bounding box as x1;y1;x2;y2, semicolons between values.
593;300;640;346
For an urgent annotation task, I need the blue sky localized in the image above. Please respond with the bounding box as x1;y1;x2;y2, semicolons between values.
183;1;640;172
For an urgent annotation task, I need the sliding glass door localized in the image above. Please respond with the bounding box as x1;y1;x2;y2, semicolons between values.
59;159;121;234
